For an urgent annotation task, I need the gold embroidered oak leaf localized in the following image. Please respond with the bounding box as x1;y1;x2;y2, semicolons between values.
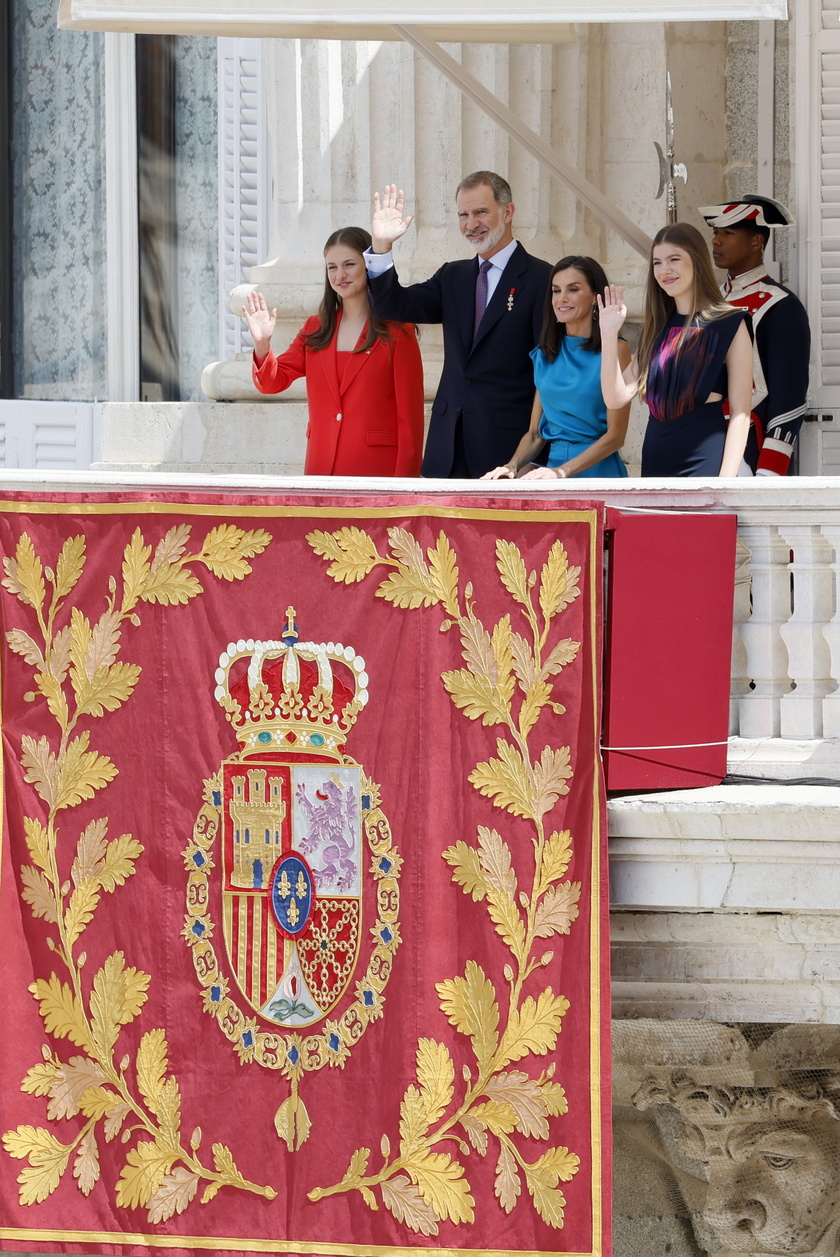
540;637;580;681
115;1139;176;1209
540;1080;568;1116
21;1060;59;1098
140;564;203;606
147;1166;200;1223
64;880;101;948
416;1038;455;1128
469;739;532;819
441;669;509;726
468;1100;518;1137
475;828;526;960
21;736;59;809
75;661;143;718
7;627;45;669
2;533;46;613
498;990;570;1070
23;816;50;872
79;1085;123;1121
45;1055;107;1121
510;629;536;692
427;533;460;618
492;616;515;707
30;973;93;1052
539;541;580;623
495;539;530;609
460;1114;488;1156
387;525;428;574
533;881;582;938
532;745;573;817
156;1077;182;1145
494;1140;521;1214
195;524;271;582
121;530;153;613
2;1125;71;1205
97;833;144;891
151;523;191;569
381;1174;440;1236
376;568;440;609
519;680;553;739
458;615;496;680
442;841;486;902
103;1100;131;1140
73;1126;100;1196
436;960;499;1075
84;608;122;676
399;1086;429;1159
34;669;69;727
524;1146;580;1229
54;534;86;602
50;622;74;682
538;830;573;896
405;1149;474;1224
136;1028;168;1113
20;865;58;924
89;952;150;1056
484;1071;553;1139
212;1141;239;1179
70;818;108;883
57;732;118;811
307;527;381;584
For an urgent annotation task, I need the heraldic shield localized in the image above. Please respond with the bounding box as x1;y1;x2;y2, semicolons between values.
184;609;401;1151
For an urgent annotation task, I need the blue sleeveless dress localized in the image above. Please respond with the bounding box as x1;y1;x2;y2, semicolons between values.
530;338;628;479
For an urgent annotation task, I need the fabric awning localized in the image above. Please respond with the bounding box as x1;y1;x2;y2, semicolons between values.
58;0;788;39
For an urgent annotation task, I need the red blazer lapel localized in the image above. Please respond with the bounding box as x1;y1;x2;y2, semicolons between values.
318;314;343;413
339;327;377;394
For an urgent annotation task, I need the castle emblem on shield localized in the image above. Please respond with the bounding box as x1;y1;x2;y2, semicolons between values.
183;609;402;1149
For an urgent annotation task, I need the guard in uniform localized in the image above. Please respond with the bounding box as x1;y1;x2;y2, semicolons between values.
700;195;811;476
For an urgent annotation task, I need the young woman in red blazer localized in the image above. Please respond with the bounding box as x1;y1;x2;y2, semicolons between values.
246;227;424;477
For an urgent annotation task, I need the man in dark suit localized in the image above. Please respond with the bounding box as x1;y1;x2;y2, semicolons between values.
366;173;551;478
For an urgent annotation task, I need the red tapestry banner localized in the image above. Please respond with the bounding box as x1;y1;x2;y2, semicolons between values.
0;492;609;1257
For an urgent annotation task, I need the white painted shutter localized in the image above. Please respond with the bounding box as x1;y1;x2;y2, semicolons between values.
0;402;101;469
218;38;269;360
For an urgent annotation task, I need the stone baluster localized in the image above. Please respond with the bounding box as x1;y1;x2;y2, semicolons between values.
777;524;834;739
729;535;753;736
820;525;840;739
737;523;792;739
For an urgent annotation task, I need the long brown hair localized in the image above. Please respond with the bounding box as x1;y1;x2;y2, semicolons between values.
538;256;608;362
637;222;735;399
303;227;394;354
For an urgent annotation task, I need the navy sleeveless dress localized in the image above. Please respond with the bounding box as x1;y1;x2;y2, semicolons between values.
641;308;752;477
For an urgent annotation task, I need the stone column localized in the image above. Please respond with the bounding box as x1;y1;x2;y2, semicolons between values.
201;27;676;407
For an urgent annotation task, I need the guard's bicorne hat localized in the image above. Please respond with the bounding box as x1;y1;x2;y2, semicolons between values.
698;195;794;229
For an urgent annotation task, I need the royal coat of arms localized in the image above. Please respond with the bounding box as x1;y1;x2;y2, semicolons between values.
183;609;401;1149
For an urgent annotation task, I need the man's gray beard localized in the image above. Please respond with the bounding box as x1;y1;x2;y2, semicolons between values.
465;222;506;255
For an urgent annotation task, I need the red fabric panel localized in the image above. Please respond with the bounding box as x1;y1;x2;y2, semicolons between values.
0;491;609;1257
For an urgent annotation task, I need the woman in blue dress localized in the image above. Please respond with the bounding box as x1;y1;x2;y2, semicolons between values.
483;255;631;481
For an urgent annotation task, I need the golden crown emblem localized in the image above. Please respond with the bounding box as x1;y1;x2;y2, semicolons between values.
214;607;368;760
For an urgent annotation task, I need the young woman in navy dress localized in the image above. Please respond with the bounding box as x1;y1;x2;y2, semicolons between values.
599;223;754;478
483;256;631;480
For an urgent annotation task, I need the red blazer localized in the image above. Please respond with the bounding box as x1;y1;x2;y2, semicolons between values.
252;314;424;476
